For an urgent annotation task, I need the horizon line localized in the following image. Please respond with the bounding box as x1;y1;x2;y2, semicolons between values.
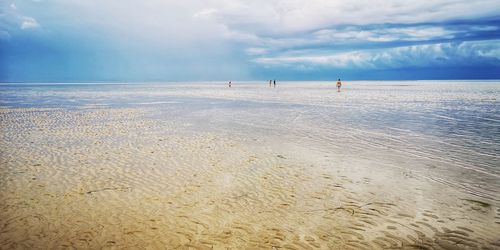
2;79;500;84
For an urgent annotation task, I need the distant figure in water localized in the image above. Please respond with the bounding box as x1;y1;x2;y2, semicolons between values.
229;81;232;88
273;79;276;88
336;79;342;92
269;80;272;87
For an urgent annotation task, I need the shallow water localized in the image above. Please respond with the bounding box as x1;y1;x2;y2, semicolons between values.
1;81;499;248
2;81;498;200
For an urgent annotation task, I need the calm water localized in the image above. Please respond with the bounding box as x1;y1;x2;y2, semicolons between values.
1;81;499;202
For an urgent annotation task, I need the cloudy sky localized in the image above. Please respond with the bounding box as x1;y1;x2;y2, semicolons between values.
1;0;500;81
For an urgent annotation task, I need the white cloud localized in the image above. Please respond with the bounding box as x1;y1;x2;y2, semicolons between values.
2;0;499;72
469;25;499;32
254;52;372;68
4;0;496;45
1;1;40;34
312;26;455;43
254;40;500;69
246;47;268;56
203;0;500;35
21;16;39;29
193;8;218;18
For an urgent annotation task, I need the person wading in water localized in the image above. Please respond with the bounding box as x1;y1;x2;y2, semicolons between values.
336;79;342;92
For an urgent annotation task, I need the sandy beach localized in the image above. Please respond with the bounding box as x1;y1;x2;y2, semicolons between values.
1;82;499;249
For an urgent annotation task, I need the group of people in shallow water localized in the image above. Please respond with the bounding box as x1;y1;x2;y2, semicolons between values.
269;80;276;87
228;78;342;92
228;80;276;88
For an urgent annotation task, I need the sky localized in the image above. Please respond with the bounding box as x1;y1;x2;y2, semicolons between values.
1;0;500;82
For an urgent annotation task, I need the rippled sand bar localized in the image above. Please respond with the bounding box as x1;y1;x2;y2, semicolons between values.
1;81;499;249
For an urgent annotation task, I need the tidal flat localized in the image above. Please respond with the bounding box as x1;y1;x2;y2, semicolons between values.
1;81;499;249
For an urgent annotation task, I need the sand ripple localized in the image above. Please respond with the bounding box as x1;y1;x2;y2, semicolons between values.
1;107;499;249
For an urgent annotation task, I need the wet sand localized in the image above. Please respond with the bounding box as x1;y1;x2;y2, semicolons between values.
1;105;499;249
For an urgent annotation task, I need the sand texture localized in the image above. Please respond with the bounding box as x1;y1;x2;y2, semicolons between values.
1;105;499;249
